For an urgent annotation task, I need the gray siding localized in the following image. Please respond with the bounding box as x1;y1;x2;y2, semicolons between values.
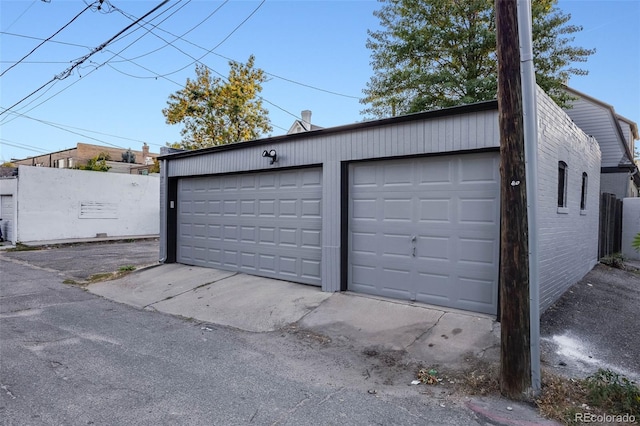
564;97;628;167
165;110;500;178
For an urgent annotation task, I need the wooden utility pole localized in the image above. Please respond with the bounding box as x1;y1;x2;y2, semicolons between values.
495;0;531;398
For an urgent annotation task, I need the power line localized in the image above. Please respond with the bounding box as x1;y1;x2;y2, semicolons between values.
0;0;188;125
139;0;266;79
2;0;38;32
110;0;228;64
1;1;97;77
106;0;302;123
0;31;95;49
111;10;359;99
0;0;171;117
0;138;50;154
1;109;163;148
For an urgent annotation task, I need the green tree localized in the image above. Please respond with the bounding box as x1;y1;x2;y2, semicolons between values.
81;152;111;172
362;0;594;118
148;158;160;174
163;55;272;150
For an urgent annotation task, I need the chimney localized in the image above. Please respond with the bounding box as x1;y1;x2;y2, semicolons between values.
142;143;149;159
301;110;312;131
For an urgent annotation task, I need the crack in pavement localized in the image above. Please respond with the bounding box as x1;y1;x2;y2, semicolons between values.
142;272;240;309
403;311;446;351
0;255;69;278
271;393;311;426
1;383;17;399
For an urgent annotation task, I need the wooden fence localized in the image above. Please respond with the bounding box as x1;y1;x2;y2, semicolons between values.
599;193;623;258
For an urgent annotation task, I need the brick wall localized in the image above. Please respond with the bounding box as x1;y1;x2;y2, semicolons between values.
536;87;601;312
13;148;77;167
13;143;158;169
76;143;157;165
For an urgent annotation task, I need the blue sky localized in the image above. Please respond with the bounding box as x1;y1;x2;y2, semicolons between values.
1;0;638;163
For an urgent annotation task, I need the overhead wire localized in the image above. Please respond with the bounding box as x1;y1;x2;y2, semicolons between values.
119;0;267;79
0;139;50;154
0;0;171;117
0;31;96;49
2;109;162;148
109;0;229;64
106;0;302;123
1;0;321;150
0;0;188;125
2;0;38;32
1;1;98;77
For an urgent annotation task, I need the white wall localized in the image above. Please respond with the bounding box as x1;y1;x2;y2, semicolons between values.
17;166;159;243
622;198;640;260
536;89;602;312
0;178;18;243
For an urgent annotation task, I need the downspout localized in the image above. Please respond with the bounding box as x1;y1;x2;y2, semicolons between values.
517;0;541;394
159;158;168;263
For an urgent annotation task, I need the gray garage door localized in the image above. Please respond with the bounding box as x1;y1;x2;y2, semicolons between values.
349;152;499;314
177;168;322;286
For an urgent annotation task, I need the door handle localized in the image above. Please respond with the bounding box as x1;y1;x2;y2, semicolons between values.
411;235;417;257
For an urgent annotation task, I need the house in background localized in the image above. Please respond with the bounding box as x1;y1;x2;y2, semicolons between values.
158;86;600;317
287;110;323;135
563;86;639;198
12;142;159;175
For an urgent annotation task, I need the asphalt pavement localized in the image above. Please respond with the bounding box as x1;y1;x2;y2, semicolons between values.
7;238;637;424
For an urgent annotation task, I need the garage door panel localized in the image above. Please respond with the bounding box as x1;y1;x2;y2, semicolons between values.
352;198;377;220
415;272;451;300
458;238;497;265
418;159;452;185
418;198;451;222
301;229;321;248
459;197;498;224
416;236;450;261
349;153;499;315
177;168;322;286
459;156;499;182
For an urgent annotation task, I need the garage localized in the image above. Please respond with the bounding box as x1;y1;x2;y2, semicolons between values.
348;152;500;314
176;167;323;286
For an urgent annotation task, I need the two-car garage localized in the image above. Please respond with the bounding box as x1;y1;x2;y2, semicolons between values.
169;145;500;315
161;93;603;318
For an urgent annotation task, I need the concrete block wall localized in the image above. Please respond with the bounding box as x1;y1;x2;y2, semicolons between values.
622;198;640;260
16;166;160;242
536;88;601;312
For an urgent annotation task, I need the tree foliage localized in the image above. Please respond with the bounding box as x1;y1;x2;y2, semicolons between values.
362;0;595;118
81;152;111;172
163;55;272;150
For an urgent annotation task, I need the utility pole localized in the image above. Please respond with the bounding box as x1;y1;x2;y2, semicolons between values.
495;0;531;398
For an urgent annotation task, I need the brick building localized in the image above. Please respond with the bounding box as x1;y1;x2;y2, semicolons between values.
12;143;158;174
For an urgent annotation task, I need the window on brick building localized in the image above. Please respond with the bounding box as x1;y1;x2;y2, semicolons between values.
557;161;568;208
580;172;588;210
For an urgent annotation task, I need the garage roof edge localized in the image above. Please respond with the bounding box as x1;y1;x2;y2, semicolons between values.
159;100;499;161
